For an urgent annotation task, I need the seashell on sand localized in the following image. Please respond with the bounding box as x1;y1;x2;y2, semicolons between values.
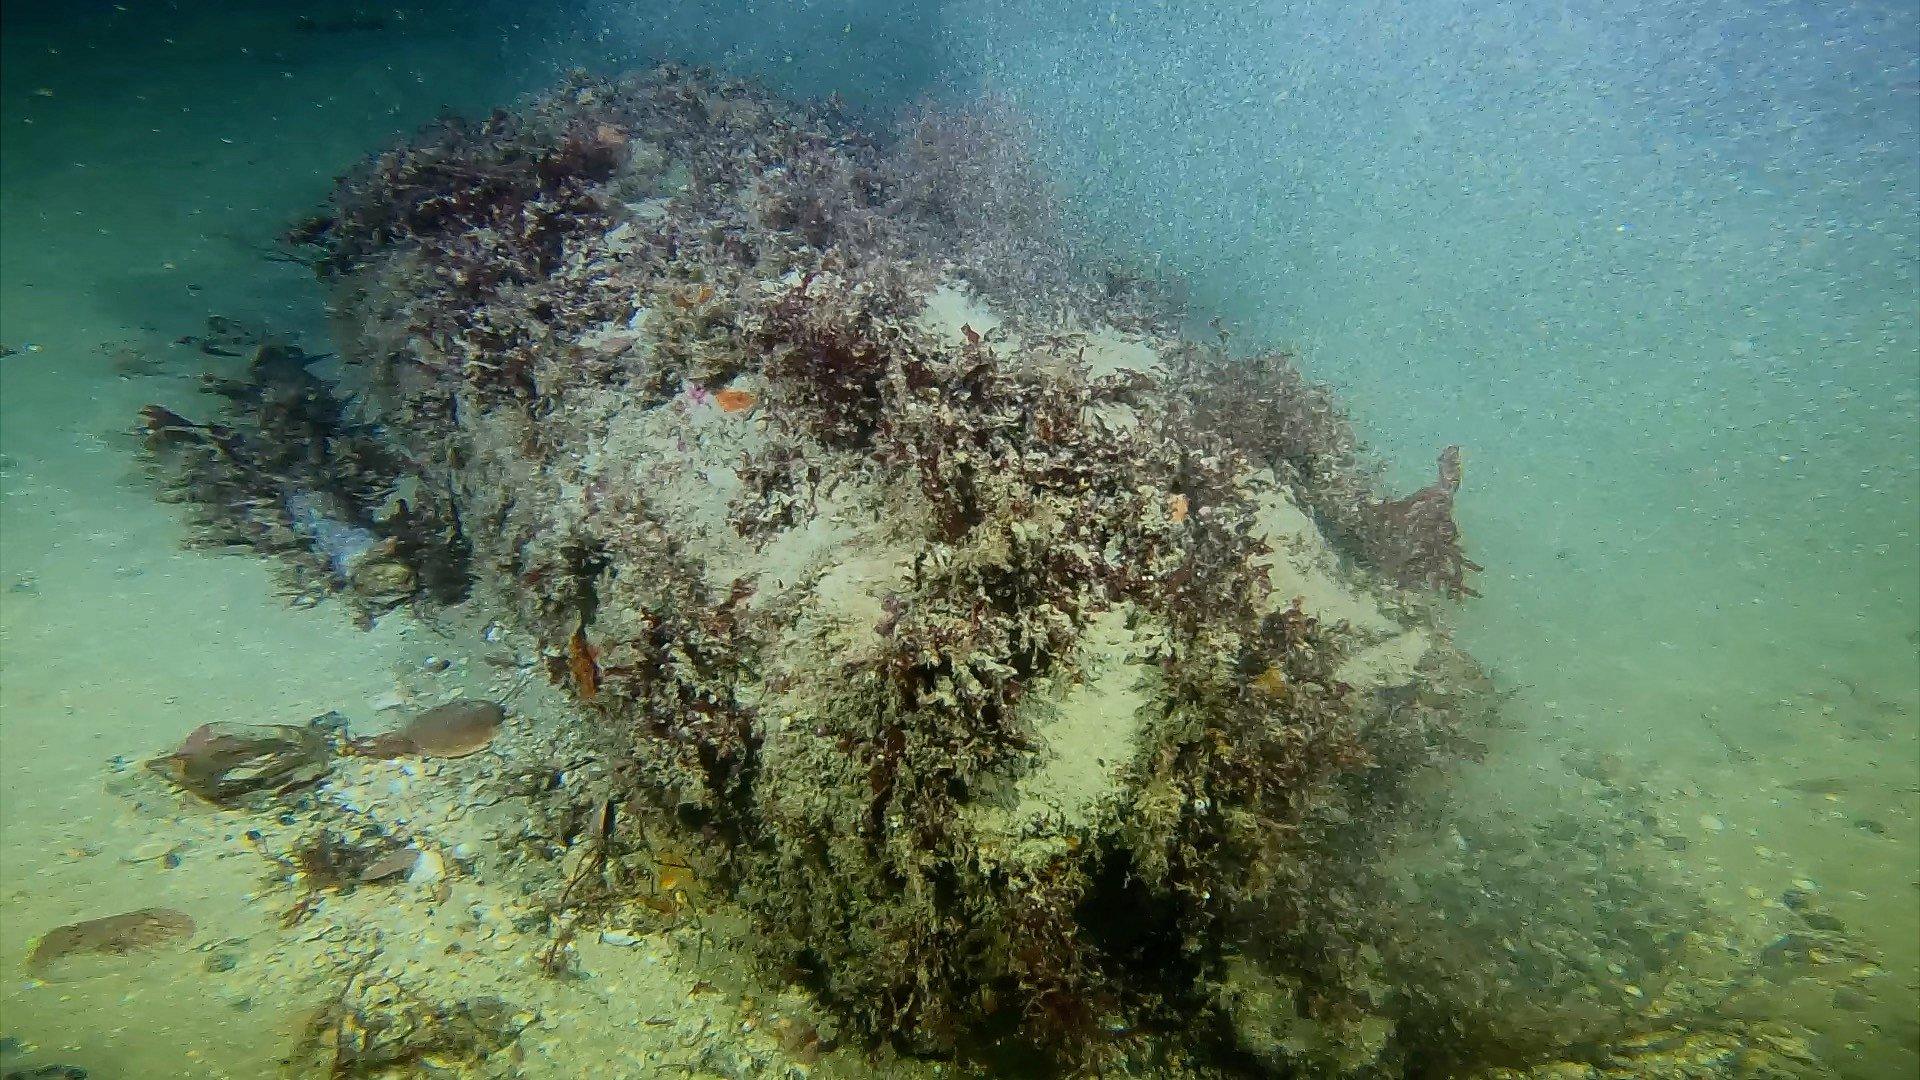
401;699;505;758
28;908;195;975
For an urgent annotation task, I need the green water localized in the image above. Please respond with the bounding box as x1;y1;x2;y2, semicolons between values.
1;2;1913;1077
952;11;1919;1072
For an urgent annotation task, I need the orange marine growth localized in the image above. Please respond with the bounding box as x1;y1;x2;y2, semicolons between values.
714;388;757;413
1167;493;1190;523
568;627;600;700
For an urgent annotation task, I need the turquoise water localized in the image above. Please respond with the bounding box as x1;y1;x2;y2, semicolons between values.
952;7;1918;1071
1;1;1914;1076
944;2;1919;696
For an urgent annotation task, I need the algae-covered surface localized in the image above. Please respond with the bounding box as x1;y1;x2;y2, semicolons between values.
1;4;1913;1080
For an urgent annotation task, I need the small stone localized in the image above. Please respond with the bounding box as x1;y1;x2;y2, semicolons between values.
349;558;415;597
600;930;643;947
306;711;351;737
408;848;446;886
1697;814;1724;833
1801;909;1846;933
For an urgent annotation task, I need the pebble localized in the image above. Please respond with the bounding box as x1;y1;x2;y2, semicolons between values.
406;849;447;886
306;711;351;737
600;931;643;947
1697;814;1724;833
1802;909;1847;933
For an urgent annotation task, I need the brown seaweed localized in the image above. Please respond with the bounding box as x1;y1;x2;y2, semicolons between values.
288;829;418;893
148;721;332;806
278;68;1483;1067
137;327;469;618
299;964;526;1078
1356;445;1483;598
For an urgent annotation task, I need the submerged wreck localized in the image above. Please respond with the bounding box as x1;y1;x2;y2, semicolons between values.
144;68;1834;1078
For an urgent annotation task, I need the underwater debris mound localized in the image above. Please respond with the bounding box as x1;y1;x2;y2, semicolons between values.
136;66;1829;1078
138;326;470;621
291;64;1482;1069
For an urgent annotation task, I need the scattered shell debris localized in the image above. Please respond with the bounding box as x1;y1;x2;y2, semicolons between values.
75;610;854;1078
